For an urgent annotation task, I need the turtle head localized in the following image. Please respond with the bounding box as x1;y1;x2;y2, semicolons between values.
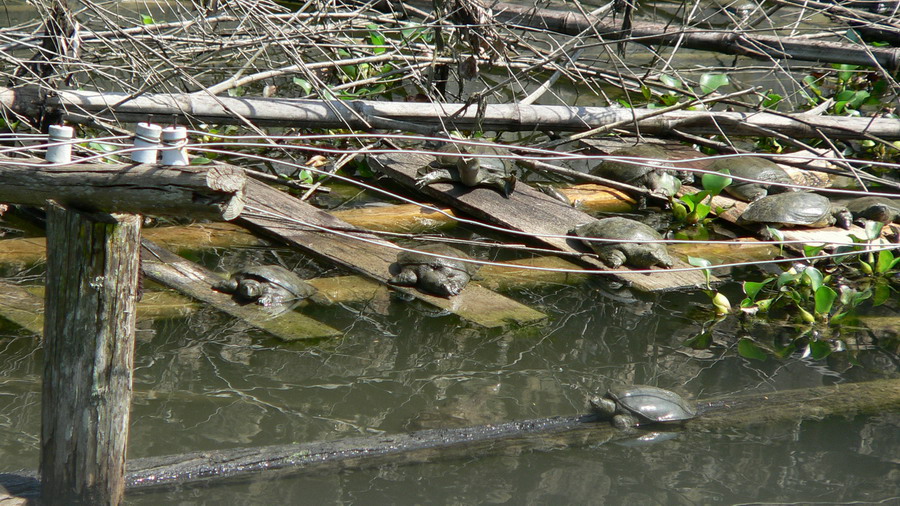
832;206;853;230
214;278;240;294
589;395;618;417
647;172;681;198
238;279;264;300
419;266;469;297
388;268;418;287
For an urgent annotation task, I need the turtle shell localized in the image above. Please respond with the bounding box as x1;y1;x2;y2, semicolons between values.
395;244;479;277
739;192;837;227
591;145;682;196
707;156;794;202
230;265;314;299
607;385;696;423
574;217;674;269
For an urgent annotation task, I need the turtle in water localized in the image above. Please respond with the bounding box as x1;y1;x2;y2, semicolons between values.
706;156;796;202
388;243;480;297
845;196;900;224
214;265;316;307
590;145;689;199
416;144;516;197
590;385;697;429
738;192;852;237
573;217;674;269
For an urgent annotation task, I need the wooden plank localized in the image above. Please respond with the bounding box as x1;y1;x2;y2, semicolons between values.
238;180;546;327
369;152;714;292
140;239;341;341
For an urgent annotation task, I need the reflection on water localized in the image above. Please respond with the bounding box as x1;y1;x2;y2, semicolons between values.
0;276;897;502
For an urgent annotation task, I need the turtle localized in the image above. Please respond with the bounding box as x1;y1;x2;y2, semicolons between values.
590;145;689;199
590;385;697;429
845;196;900;224
738;192;852;237
416;144;516;197
573;217;674;269
388;244;480;297
214;265;316;307
706;156;797;202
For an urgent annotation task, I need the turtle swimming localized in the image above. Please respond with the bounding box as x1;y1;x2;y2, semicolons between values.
573;217;674;269
214;265;316;307
590;385;696;429
416;143;516;197
388;243;480;297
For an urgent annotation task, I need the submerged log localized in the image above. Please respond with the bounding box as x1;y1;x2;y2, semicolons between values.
3;86;900;140
0;156;246;221
4;379;897;498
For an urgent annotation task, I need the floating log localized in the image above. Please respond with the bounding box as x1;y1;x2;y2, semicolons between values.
4;86;900;140
140;239;341;341
3;378;896;498
0;156;246;221
238;179;547;327
369;152;714;292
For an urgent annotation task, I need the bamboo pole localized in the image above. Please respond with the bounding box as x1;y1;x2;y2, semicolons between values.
3;86;899;140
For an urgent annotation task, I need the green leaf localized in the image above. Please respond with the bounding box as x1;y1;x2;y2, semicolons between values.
141;14;155;25
641;85;652;101
797;306;816;323
803;75;823;96
875;248;895;273
190;156;211;165
808;340;832;360
803;267;824;292
814;285;837;315
864;220;885;241
743;278;774;300
688;256;712;288
847;90;870;109
738;338;767;360
293;78;313;94
699;73;729;95
762;92;783;109
767;227;785;242
702;171;731;195
659;74;682;89
756;298;774;312
777;271;799;288
803;244;825;258
872;279;891;306
683;331;712;349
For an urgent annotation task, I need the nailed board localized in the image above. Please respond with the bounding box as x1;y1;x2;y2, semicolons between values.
369;152;713;292
140;239;341;341
238;180;546;328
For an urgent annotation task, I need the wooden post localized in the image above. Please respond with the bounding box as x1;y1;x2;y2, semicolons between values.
40;203;141;505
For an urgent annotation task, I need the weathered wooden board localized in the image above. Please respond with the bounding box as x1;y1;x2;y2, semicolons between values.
140;240;341;341
238;180;546;327
369;152;713;292
0;280;43;334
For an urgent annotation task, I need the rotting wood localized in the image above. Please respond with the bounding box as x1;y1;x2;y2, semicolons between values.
41;204;141;505
238;179;547;327
369;152;714;292
0;156;246;221
139;239;341;341
4;86;900;140
4;378;896;497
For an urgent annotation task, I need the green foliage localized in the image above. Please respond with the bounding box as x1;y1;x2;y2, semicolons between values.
699;73;729;95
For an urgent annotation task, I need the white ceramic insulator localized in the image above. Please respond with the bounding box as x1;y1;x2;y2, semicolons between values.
46;125;74;164
160;126;189;166
132;123;162;164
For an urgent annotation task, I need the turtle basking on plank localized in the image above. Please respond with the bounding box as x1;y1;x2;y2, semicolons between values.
738;192;852;237
416;144;516;197
590;385;696;429
590;145;689;199
573;217;674;269
214;265;317;307
707;156;797;202
388;243;480;297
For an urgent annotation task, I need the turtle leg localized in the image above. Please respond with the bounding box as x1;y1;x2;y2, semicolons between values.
415;169;453;188
601;249;627;269
832;206;853;229
612;413;640;429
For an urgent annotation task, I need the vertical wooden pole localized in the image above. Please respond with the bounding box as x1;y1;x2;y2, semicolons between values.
40;203;141;505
